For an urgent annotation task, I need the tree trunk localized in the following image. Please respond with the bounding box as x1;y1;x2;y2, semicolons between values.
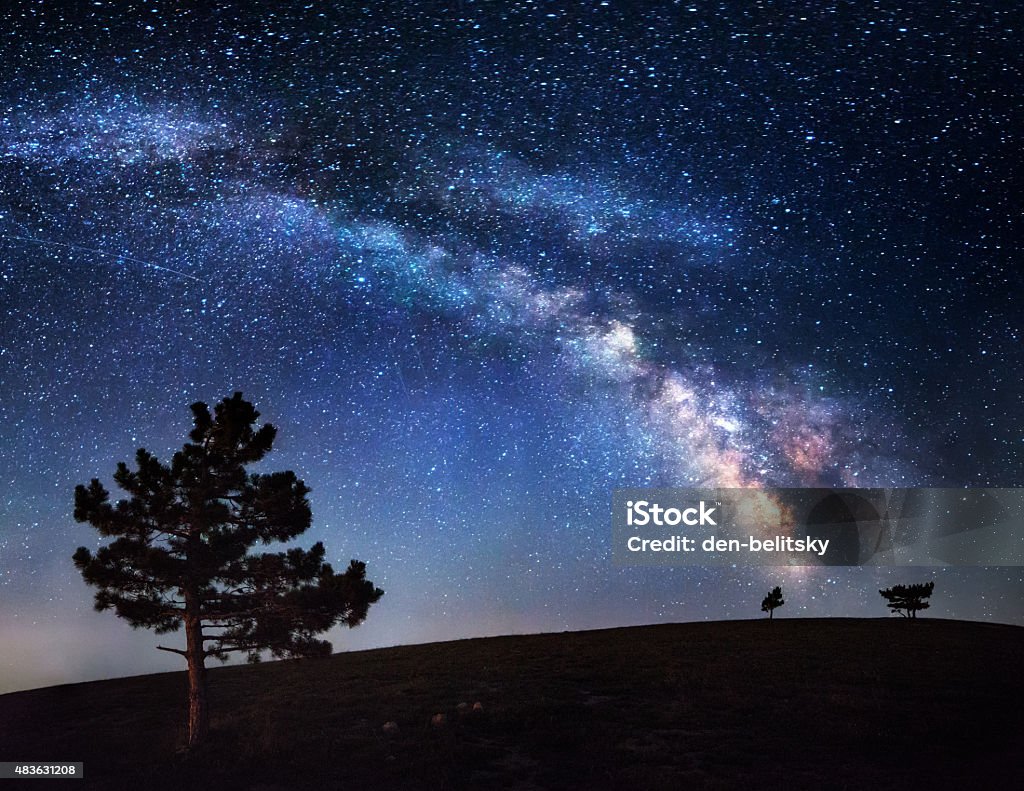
184;610;208;748
769;608;773;620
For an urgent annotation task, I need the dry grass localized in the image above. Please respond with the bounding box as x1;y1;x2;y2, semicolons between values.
1;618;1021;790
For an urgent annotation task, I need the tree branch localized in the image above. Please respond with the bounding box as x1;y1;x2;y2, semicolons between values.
156;645;188;656
204;641;272;657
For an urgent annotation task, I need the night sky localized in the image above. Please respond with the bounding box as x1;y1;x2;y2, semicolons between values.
1;1;1022;694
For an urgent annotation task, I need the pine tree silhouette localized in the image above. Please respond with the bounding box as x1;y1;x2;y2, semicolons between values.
879;582;934;618
761;586;784;620
73;393;383;749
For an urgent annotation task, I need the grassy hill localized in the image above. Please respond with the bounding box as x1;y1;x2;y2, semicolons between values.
1;618;1021;790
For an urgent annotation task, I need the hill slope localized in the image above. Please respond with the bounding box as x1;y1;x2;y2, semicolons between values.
1;619;1021;790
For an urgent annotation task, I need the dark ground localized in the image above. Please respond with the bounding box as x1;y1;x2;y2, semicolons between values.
1;618;1021;790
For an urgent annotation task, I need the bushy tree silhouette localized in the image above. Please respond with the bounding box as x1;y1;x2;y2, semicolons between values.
73;393;383;749
879;581;934;618
761;586;784;620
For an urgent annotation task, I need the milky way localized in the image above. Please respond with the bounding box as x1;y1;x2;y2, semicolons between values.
1;1;1021;692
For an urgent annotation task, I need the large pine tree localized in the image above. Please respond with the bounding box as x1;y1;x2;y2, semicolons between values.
73;392;383;748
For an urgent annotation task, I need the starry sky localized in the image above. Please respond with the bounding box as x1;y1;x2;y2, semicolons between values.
1;1;1022;694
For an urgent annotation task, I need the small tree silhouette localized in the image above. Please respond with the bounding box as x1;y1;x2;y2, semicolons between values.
761;586;784;620
879;581;934;618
